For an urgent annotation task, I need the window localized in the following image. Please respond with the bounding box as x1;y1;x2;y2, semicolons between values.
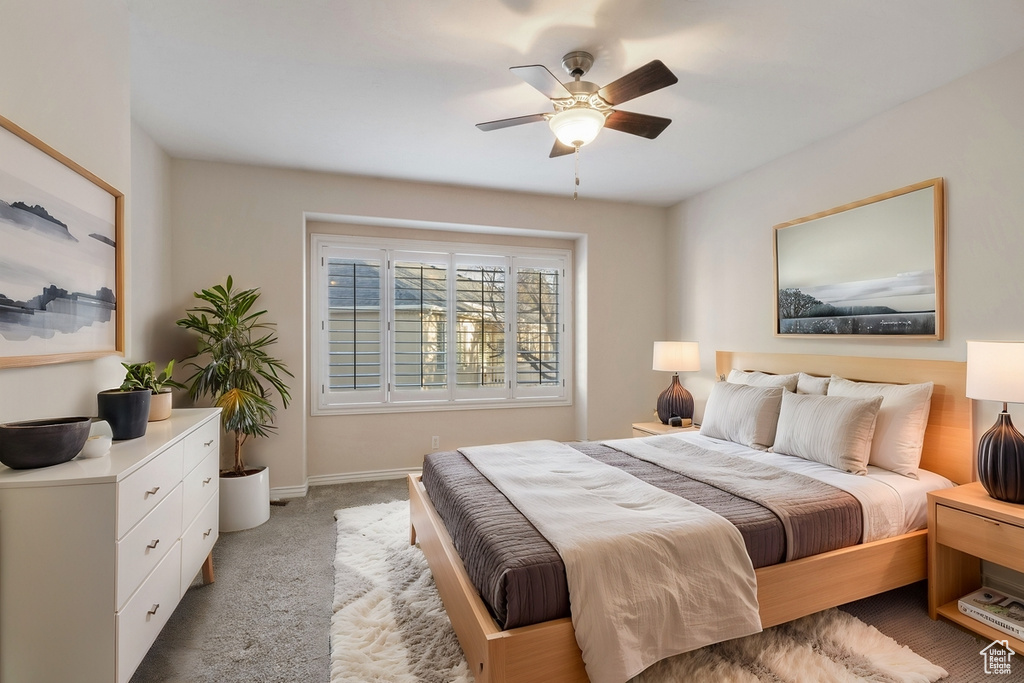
311;235;571;413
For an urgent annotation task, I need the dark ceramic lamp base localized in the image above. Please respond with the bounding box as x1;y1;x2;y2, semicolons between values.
978;410;1024;504
656;374;694;425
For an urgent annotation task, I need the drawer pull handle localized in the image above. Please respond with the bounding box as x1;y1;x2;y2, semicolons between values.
203;477;212;485
147;603;160;616
144;486;160;497
204;439;214;447
147;539;160;550
203;528;213;538
983;518;1001;526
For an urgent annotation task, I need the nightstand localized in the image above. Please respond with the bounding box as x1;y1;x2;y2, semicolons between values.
928;482;1024;650
632;421;699;437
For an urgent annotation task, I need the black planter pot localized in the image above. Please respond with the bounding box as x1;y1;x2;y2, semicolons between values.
96;389;151;440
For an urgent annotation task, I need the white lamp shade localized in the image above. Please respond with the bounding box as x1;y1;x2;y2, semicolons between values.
967;340;1024;404
548;108;605;147
653;341;700;373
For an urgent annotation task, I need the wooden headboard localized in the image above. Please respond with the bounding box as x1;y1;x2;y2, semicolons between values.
716;351;973;484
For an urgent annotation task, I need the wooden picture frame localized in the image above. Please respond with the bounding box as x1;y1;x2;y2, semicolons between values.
0;114;124;368
774;178;944;339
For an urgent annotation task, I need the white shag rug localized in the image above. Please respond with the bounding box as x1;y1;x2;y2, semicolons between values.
333;500;947;683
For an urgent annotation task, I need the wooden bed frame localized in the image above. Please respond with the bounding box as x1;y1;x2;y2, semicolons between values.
408;351;972;683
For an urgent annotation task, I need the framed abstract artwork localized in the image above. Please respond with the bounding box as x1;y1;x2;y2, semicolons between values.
774;178;945;339
0;114;124;367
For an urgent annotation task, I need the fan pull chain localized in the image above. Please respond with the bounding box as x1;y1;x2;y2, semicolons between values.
573;144;581;200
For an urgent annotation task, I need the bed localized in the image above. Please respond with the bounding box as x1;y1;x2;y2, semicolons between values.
407;351;973;683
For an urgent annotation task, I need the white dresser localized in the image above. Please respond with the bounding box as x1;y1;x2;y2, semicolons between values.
0;408;220;683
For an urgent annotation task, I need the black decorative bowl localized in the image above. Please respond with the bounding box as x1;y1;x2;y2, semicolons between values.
0;416;92;469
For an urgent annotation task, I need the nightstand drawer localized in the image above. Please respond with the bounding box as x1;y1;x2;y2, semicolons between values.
935;504;1024;572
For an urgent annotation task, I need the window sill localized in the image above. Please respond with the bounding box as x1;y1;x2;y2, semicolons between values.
311;395;572;416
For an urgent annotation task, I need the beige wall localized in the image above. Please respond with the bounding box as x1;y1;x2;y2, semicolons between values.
130;121;179;367
667;47;1024;426
0;0;133;421
169;161;668;489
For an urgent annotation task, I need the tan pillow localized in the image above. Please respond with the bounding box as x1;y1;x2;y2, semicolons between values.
700;381;784;450
827;376;933;478
797;372;830;395
772;392;883;474
726;369;799;393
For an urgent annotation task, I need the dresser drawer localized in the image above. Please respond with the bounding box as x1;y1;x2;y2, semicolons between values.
181;491;219;597
116;541;181;683
117;442;183;538
935;504;1024;572
117;485;182;610
183;449;219;525
183;417;219;475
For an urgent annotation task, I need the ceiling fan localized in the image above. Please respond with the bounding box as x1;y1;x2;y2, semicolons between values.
476;51;679;158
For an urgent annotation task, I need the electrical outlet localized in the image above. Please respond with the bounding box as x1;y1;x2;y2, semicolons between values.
431;435;440;451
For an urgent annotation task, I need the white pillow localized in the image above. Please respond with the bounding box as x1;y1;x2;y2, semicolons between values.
797;372;830;395
826;376;933;478
726;369;799;393
700;381;784;450
773;392;883;474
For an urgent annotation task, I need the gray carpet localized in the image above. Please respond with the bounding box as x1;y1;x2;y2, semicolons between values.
134;480;997;682
131;479;407;683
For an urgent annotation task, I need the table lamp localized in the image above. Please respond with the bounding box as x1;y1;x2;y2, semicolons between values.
966;340;1024;503
652;341;700;425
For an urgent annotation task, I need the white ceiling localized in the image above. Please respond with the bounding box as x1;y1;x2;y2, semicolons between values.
129;0;1024;207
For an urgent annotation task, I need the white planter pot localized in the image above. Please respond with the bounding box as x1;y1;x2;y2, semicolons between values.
219;466;270;532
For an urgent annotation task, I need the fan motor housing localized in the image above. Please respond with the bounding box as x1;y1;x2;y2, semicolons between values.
561;51;595;78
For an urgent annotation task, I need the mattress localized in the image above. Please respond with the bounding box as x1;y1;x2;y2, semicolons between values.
421;439;864;630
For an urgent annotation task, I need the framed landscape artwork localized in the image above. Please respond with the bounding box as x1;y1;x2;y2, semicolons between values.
0;114;124;367
774;178;945;339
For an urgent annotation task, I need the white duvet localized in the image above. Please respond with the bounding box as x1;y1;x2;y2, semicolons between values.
661;431;955;540
461;440;762;683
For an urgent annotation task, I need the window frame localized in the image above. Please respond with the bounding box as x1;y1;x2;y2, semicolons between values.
311;233;573;415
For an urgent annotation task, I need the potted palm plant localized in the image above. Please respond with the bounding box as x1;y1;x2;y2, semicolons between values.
176;276;292;532
120;360;186;421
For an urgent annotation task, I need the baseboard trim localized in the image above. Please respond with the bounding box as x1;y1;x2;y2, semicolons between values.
270;483;309;500
308;467;422;487
269;468;423;499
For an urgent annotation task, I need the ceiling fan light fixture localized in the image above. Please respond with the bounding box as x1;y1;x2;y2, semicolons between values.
548;107;605;147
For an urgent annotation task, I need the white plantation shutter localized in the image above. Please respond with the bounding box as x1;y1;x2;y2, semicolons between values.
317;244;386;405
455;254;507;400
311;235;570;413
390;251;450;402
513;257;566;399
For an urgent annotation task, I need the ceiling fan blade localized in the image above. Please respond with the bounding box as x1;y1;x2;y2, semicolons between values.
476;113;549;132
598;60;678;106
549;140;576;158
510;64;574;100
604;110;672;139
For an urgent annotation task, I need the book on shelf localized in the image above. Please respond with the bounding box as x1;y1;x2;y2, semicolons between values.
959;587;1024;639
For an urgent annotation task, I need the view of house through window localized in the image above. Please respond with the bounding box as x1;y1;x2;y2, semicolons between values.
311;234;571;412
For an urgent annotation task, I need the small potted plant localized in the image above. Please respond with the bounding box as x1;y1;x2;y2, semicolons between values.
120;360;186;421
96;379;151;442
177;276;292;531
